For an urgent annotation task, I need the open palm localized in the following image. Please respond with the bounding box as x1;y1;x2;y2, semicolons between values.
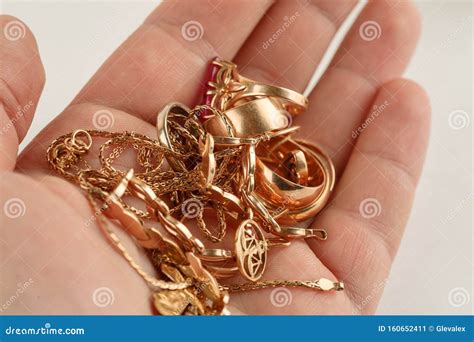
1;0;430;315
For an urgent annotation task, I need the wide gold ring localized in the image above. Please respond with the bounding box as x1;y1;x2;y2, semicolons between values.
254;137;335;223
204;97;291;138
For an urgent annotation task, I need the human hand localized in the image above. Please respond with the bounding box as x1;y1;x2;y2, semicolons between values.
1;0;430;315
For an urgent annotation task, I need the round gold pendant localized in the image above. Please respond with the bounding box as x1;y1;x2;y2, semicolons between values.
235;219;267;282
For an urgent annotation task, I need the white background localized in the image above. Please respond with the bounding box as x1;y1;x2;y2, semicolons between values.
1;0;472;314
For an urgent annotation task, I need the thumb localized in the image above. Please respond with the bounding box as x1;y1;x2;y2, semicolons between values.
0;15;45;171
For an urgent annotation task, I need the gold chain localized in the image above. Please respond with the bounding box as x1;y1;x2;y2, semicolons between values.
221;279;344;292
46;102;342;315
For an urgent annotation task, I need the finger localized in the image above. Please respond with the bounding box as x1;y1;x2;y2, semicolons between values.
0;15;45;171
307;79;431;313
73;0;273;123
297;0;421;174
235;0;357;91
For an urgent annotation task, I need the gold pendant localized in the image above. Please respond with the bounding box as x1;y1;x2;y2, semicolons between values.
235;219;267;282
153;289;205;316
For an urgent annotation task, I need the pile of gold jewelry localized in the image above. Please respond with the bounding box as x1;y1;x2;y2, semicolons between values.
47;58;343;315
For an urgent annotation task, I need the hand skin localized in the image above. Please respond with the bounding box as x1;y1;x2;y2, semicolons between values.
0;0;430;315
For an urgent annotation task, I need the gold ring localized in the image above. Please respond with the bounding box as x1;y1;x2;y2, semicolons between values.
201;57;308;116
204;97;291;138
156;102;196;172
254;137;335;223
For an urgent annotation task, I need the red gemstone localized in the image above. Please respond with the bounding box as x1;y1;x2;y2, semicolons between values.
198;57;221;122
